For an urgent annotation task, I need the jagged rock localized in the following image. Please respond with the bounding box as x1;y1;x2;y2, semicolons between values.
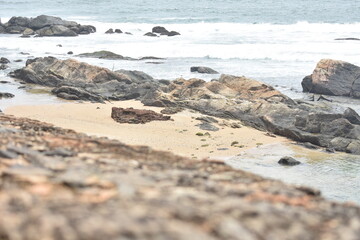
302;59;360;98
52;86;105;103
111;107;171;124
0;64;8;70
191;66;219;74
115;69;154;82
278;156;301;166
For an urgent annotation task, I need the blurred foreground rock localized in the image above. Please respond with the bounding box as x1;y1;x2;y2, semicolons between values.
0;114;360;239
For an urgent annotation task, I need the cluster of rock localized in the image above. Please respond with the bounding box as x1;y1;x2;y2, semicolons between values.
0;57;10;70
0;113;360;239
11;56;360;154
302;59;360;98
144;26;180;37
111;107;171;124
0;15;96;37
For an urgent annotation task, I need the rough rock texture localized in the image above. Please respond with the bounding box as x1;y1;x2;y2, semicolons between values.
0;114;360;239
2;15;96;36
111;107;171;124
278;156;301;166
191;66;219;74
302;59;360;98
12;57;162;102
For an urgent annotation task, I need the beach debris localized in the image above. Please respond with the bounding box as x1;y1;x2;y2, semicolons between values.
278;156;301;166
111;107;171;124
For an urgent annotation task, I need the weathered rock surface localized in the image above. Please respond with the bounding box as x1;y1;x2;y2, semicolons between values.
149;26;180;37
302;59;360;98
1;15;96;37
191;66;219;74
77;51;135;60
12;57;162;102
0;113;360;239
111;107;171;124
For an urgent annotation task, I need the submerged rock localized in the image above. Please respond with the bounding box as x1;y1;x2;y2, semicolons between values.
302;59;360;98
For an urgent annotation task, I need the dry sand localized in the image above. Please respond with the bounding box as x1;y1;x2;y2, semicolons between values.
5;100;289;159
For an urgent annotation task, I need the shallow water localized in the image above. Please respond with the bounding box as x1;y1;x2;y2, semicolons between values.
226;143;360;203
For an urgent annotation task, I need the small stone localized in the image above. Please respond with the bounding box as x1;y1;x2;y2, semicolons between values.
278;156;301;166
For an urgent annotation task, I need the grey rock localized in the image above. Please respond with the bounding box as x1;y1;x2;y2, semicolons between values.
105;28;114;34
152;26;169;35
52;86;105;103
278;156;301;166
191;66;219;74
0;57;10;64
36;25;78;37
144;32;158;37
0;92;15;99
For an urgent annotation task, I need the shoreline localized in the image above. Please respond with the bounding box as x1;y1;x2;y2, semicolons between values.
5;100;290;159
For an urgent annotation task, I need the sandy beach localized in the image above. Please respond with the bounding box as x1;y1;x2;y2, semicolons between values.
5;100;289;159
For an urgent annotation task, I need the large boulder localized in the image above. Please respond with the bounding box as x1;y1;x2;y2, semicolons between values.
12;57;160;102
36;25;78;37
29;15;77;30
302;59;360;97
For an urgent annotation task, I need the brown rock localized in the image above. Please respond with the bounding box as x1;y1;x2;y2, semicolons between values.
111;107;171;124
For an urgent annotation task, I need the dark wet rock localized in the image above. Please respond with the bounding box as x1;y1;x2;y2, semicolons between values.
115;69;154;82
278;156;301;166
344;107;360;125
67;51;73;55
115;29;122;33
196;116;218;123
139;56;166;60
56;44;63;47
151;26;180;37
111;107;171;124
302;59;360;98
14;59;22;62
335;38;360;41
77;51;135;60
144;32;158;37
105;28;114;34
0;92;14;99
0;57;10;64
168;31;180;36
52;86;105;103
1;15;95;36
191;66;219;74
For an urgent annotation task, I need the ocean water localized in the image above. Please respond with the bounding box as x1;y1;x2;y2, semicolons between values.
1;0;360;203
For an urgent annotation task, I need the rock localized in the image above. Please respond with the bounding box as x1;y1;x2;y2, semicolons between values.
12;57;159;103
77;51;134;60
0;64;8;70
67;51;73;55
52;86;105;103
278;156;301;166
302;59;360;98
152;26;169;35
0;92;15;99
168;31;180;36
160;107;184;115
1;15;95;36
36;25;78;37
111;107;171;124
105;28;114;34
335;38;360;41
144;32;158;37
191;66;219;74
344;108;360;125
115;29;122;33
0;58;10;64
196;122;220;131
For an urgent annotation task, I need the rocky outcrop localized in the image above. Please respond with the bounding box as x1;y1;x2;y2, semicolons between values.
111;107;171;124
302;59;360;98
1;15;96;37
77;51;135;60
191;66;219;74
0;92;14;99
0;113;360;239
145;26;180;37
12;57;161;102
278;156;301;166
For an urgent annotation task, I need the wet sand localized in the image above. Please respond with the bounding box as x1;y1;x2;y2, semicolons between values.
5;100;290;159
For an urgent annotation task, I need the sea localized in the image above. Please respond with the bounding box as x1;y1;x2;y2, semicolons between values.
1;0;360;203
